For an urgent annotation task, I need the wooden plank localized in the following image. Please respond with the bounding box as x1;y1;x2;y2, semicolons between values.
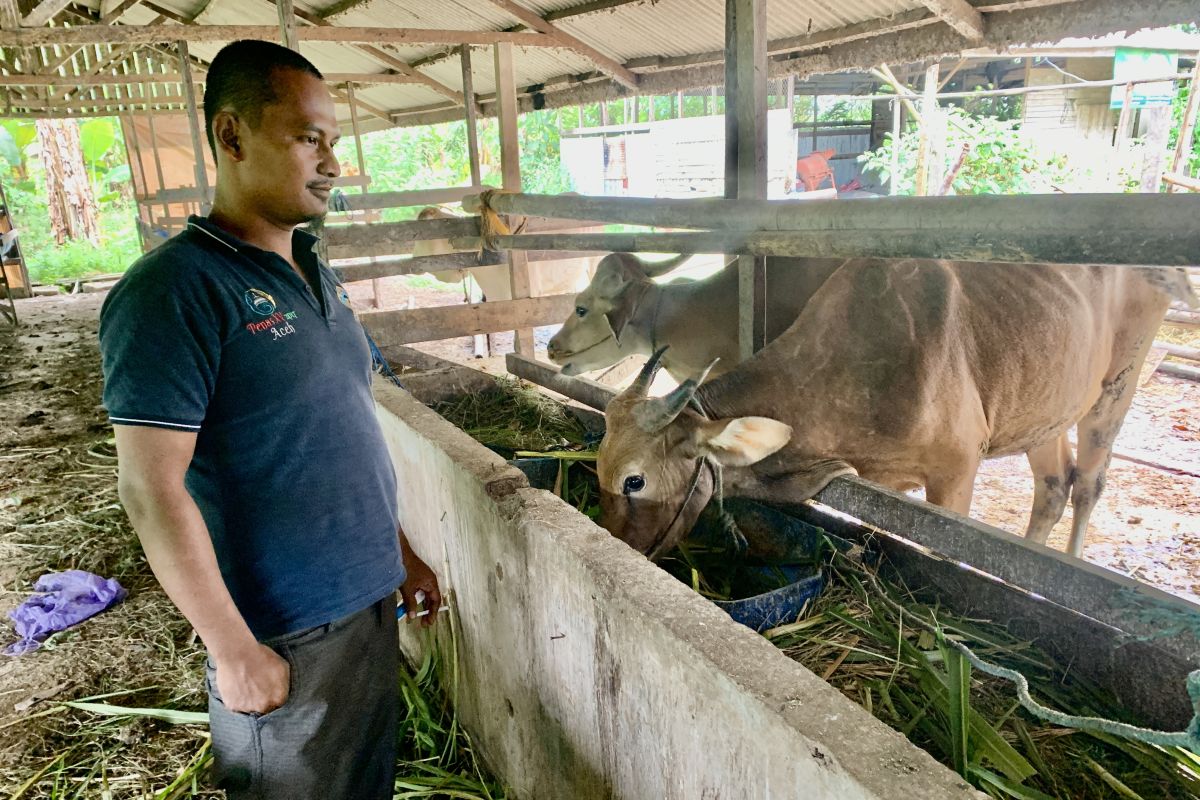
461;192;1200;238
918;0;985;41
485;0;639;90
334;251;505;282
507;352;623;413
361;293;575;346
813;476;1200;664
344;81;368;185
495;41;535;355
20;0;73;28
277;0;298;51
460;46;482;187
451;228;1200;268
725;0;767;360
1167;51;1200;192
0;25;554;47
1164;172;1200;192
176;40;208;210
914;61;941;196
329;185;489;212
287;6;462;105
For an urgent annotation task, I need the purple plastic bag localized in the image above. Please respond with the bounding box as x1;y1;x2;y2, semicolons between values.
4;570;127;655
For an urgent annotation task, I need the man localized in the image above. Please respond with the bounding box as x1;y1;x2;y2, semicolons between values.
98;40;439;799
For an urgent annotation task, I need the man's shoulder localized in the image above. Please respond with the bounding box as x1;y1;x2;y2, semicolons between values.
101;232;230;329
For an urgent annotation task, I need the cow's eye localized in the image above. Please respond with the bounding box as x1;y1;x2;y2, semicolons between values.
575;306;587;318
623;475;645;495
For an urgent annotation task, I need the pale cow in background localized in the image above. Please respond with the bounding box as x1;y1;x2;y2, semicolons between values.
412;206;601;355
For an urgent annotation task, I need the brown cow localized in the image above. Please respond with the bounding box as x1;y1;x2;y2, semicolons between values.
597;258;1189;561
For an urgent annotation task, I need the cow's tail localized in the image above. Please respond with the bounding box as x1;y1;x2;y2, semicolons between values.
1138;267;1199;309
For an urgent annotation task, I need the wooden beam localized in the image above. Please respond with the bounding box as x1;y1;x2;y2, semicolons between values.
317;0;374;18
451;227;1200;268
494;41;535;355
20;0;74;28
287;4;463;104
0;25;554;47
725;0;767;359
485;0;639;90
177;40;209;209
334;251;504;281
507;352;621;413
461;45;482;186
276;0;297;51
918;0;985;41
327;184;490;212
1167;51;1200;192
345;81;368;185
360;293;575;347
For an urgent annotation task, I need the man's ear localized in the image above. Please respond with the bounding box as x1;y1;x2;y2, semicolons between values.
687;417;792;467
212;111;244;163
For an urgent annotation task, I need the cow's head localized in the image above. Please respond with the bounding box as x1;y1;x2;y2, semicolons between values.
597;349;792;559
547;253;688;376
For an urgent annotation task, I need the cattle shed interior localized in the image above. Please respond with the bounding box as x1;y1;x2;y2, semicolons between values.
1;0;1200;797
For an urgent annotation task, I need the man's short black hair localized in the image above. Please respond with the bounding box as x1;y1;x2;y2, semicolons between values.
203;40;324;160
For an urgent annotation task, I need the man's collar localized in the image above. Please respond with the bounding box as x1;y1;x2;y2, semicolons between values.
186;215;321;255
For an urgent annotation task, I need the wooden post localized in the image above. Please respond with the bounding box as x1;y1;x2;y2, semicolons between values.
1115;82;1135;144
277;0;298;52
725;0;766;360
914;60;940;196
494;42;535;354
785;75;794;120
1167;51;1200;190
177;41;209;212
600;99;608;126
460;46;482;189
648;94;655;121
890;97;901;195
676;90;683;118
1139;104;1172;192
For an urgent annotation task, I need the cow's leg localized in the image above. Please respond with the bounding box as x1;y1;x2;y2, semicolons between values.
1068;361;1143;558
925;457;980;517
1023;434;1075;545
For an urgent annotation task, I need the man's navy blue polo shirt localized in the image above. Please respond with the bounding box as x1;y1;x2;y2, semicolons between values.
99;215;404;639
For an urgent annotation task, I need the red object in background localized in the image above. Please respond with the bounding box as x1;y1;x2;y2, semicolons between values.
796;148;836;192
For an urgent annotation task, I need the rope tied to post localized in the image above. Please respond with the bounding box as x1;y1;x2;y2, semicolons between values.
855;560;1200;754
475;189;526;255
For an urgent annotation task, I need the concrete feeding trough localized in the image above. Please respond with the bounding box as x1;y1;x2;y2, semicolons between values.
370;357;1200;799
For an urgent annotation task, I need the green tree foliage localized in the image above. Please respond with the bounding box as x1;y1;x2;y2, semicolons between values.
1;116;139;283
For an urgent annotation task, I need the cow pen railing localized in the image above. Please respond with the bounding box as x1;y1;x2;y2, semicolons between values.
322;194;612;349
327;188;1200;357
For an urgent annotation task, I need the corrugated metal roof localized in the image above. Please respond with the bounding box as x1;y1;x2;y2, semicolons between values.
10;0;1178;131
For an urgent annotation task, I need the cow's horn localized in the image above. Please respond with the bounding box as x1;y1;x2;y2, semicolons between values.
635;252;692;278
626;346;669;398
632;359;718;433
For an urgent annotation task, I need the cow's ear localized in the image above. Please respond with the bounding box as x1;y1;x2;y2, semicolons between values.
689;417;792;467
604;300;635;344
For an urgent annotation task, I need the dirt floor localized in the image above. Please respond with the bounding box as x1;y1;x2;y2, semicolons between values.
0;281;1196;794
349;275;1200;602
0;292;213;796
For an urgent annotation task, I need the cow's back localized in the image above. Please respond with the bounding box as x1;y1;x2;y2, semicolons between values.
727;259;1170;461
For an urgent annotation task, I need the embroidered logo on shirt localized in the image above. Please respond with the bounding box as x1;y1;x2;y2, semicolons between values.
245;289;277;316
336;285;351;308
